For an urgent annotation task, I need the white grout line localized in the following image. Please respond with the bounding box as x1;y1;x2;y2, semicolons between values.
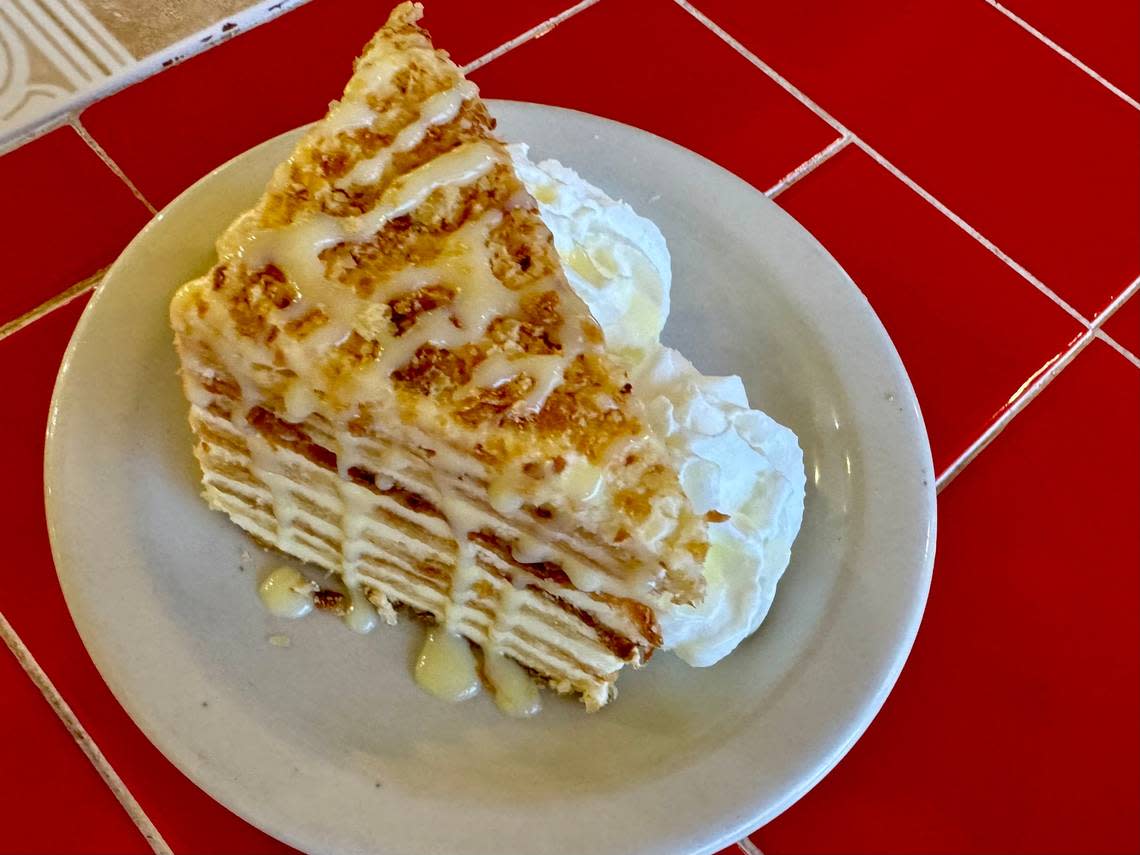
981;0;1140;111
1093;273;1140;349
0;613;174;854
765;134;852;198
0;4;1126;846
672;0;845;135
936;274;1140;490
934;334;1088;491
0;0;313;155
674;0;1140;489
3;0;602;338
850;138;1090;327
1076;273;1135;330
1;0;594;342
462;0;602;74
3;0;592;158
1096;329;1140;369
70;116;158;215
0;109;74;156
674;0;1093;331
0;266;103;343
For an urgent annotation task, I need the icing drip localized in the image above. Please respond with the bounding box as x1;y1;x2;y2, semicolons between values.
258;566;316;618
483;650;542;718
413;461;553;712
431;474;485;627
336;475;383;633
342;584;380;634
337;477;374;578
248;434;301;546
414;627;481;702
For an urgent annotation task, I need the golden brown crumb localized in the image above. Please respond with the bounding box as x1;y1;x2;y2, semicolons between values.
685;540;710;563
314;589;349;614
388;283;456;335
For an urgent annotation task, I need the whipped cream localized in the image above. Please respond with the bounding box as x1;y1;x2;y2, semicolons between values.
514;146;806;667
634;348;806;666
508;144;670;368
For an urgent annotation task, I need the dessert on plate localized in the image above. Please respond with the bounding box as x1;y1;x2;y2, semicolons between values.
170;1;804;713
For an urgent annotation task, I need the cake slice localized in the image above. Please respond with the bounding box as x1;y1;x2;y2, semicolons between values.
169;1;708;711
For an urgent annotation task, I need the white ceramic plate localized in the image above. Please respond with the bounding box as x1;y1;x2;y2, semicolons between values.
47;102;935;855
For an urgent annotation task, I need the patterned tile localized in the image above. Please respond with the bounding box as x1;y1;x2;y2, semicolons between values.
690;0;1140;319
755;340;1140;854
0;0;134;139
81;0;583;206
776;146;1082;473
86;0;266;58
3;2;1138;852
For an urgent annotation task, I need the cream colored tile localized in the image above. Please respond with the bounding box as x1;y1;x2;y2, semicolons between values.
0;13;78;127
0;0;283;146
84;0;264;58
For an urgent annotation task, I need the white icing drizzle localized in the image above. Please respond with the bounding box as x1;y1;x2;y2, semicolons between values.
335;80;477;190
221;137;586;421
342;584;379;633
238;140;500;318
510;534;555;565
283;382;319;423
333;476;383;633
258;566;316;618
322;99;379;138
483;650;542;717
248;434;300;544
431;474;485;626
510;532;605;593
337;478;373;579
415;459;555;712
182;73;602;433
193;397;633;709
559;458;605;503
183;65;640;713
487;472;526;515
488;454;605;514
349;140;499;240
463;352;568;415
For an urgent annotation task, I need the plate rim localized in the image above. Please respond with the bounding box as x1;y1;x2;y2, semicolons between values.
45;99;937;854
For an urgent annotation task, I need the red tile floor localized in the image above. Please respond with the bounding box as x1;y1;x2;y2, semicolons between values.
1;1;1137;852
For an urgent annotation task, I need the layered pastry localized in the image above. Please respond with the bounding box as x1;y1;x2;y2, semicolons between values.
508;147;806;669
170;2;805;713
